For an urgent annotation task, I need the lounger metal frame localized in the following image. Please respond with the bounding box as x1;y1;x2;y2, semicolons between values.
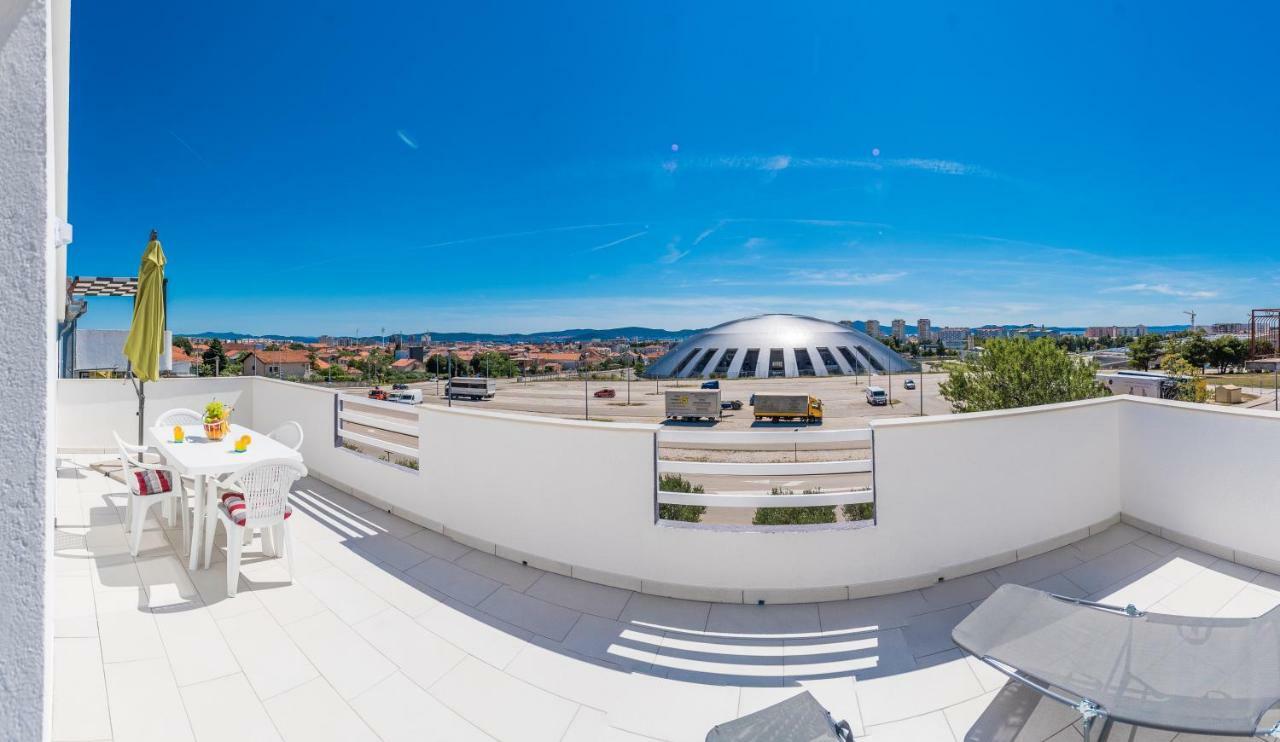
967;592;1280;742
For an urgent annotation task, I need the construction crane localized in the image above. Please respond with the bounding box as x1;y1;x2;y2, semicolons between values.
1184;310;1196;330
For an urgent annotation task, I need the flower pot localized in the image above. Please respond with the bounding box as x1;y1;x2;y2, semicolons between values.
204;419;229;441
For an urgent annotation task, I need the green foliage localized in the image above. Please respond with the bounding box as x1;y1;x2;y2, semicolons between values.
424;353;465;374
1160;355;1208;402
469;350;520;377
842;501;874;521
396;457;420;470
1209;335;1247;373
1166;332;1212;370
939;337;1106;413
288;342;306;350
201;338;229;375
173;336;194;354
1127;334;1163;370
753;487;837;525
657;473;706;523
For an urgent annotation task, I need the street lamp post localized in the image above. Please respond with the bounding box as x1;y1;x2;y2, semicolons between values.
583;370;589;420
447;353;452;408
919;360;925;416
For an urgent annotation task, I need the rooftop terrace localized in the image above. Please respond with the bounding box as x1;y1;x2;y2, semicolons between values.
54;451;1280;741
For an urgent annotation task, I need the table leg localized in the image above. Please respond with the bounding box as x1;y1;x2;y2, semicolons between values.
187;474;205;571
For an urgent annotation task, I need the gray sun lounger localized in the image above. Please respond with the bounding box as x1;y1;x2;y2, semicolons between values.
706;691;854;741
953;583;1280;740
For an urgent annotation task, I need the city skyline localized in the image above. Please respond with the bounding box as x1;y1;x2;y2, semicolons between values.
70;2;1280;335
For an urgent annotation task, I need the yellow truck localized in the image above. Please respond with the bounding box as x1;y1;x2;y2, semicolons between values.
752;394;823;423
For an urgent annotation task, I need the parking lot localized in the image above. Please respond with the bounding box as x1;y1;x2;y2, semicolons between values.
370;372;954;429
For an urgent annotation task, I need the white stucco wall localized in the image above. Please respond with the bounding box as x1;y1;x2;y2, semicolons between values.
0;0;56;738
1119;398;1280;571
56;377;254;450
59;380;1280;604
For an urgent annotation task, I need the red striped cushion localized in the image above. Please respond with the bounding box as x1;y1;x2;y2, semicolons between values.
132;469;172;496
219;491;292;527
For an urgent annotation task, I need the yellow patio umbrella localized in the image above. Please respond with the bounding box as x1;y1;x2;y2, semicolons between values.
122;229;168;443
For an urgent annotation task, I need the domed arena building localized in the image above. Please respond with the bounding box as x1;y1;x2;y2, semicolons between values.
644;313;913;379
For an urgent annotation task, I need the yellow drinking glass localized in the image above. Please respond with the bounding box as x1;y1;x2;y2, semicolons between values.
173;425;184;443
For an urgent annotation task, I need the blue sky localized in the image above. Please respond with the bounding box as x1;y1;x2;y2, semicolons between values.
70;2;1280;335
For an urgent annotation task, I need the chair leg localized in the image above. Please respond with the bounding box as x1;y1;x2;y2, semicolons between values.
128;496;149;556
225;522;242;597
124;494;133;533
202;499;218;569
243;527;253;547
179;491;191;555
283;522;295;582
261;526;276;557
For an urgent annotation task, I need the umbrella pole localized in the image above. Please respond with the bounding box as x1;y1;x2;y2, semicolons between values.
126;360;144;445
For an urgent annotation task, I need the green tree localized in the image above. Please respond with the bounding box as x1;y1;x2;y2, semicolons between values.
842;501;874;521
657;473;706;523
173;336;194;354
288;342;306;351
753;487;837;526
939;337;1106;413
1168;332;1212;371
1160;355;1208;402
1209;335;1246;373
1127;334;1163;371
201;339;229;375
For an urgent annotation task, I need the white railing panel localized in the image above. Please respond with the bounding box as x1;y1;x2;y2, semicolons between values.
338;409;420;436
657;427;871;446
337;393;424;415
337;428;419;459
658;489;873;508
657;459;872;476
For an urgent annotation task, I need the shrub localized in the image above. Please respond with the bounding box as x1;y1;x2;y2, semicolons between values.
753;487;837;526
657;473;706;523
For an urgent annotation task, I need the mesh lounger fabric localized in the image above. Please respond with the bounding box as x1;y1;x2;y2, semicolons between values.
953;583;1280;736
705;691;847;742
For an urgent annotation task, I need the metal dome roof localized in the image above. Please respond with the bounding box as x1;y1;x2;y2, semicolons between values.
644;313;913;379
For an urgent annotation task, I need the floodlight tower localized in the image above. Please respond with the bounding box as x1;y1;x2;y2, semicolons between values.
1184;310;1196;330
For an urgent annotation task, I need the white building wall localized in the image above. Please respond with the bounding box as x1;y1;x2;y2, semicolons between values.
0;0;58;737
56;380;1280;604
1119;398;1280;571
56;377;254;450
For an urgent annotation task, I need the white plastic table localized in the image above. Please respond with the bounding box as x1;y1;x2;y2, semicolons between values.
148;423;303;571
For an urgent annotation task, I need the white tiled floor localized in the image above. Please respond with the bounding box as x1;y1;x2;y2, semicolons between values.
52;454;1280;742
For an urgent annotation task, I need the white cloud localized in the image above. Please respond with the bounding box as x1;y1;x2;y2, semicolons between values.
787;270;907;286
693;221;724;245
763;155;791;171
396;129;419;150
1102;282;1218;299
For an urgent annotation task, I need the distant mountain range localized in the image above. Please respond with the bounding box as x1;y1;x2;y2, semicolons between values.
178;326;700;343
179;323;1195;344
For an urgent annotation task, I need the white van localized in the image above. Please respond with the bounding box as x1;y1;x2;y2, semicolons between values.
864;386;888;406
387;388;423;405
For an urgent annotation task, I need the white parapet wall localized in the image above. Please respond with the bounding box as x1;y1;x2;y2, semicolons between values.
56;377;254;450
55;378;1280;603
1119;397;1280;572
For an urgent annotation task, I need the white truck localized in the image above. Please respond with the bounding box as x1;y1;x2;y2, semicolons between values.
1095;370;1180;399
446;377;497;400
664;390;721;421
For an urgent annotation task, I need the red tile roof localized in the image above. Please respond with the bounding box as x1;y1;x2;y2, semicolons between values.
249;350;311;364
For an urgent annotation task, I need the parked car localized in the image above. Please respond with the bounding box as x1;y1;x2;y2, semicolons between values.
368;386;388;401
701;380;720;389
392;383;409;390
721;399;743;410
904;379;916;390
594;388;616;398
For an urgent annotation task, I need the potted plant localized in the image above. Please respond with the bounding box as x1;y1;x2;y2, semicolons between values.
203;400;231;441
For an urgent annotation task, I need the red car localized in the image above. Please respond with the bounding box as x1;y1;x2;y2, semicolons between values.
593;388;616;398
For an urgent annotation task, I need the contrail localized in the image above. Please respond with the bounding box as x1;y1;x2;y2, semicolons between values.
396;129;419;149
168;130;209;165
280;222;642;273
586;230;648;252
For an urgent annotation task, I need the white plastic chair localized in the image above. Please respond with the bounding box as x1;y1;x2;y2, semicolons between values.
204;458;307;596
156;407;203;427
154;408;203;526
266;421;304;451
113;432;190;556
